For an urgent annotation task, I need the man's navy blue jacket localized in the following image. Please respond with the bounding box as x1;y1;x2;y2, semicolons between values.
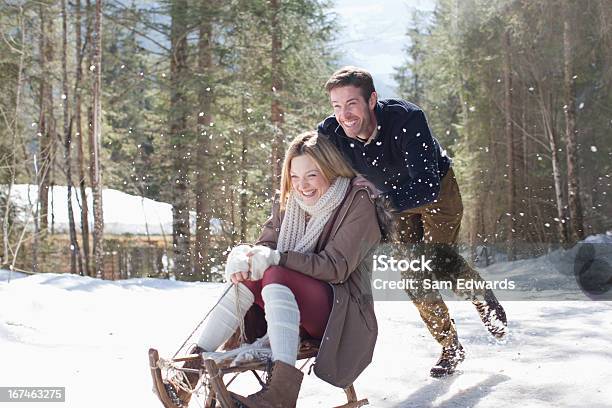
318;99;452;212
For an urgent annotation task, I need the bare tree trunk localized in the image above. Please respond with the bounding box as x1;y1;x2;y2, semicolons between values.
517;85;528;242
195;9;212;280
538;90;568;244
478;204;488;266
240;130;248;242
62;0;83;275
270;0;284;190
562;0;585;242
38;4;55;237
2;5;26;268
76;0;92;276
50;146;58;236
35;4;57;272
90;0;105;278
469;206;477;264
33;156;41;272
503;28;516;260
86;0;96;278
170;0;191;278
598;0;612;87
229;179;237;247
488;117;500;246
522;85;529;192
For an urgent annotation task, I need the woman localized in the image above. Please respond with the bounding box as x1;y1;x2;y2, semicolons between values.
166;131;381;408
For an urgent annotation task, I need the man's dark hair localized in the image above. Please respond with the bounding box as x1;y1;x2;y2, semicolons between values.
324;66;376;102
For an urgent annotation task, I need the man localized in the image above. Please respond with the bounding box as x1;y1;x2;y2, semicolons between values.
318;66;507;378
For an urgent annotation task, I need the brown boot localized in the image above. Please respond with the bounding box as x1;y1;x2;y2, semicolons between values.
473;289;508;340
232;360;303;408
429;341;465;378
429;319;465;378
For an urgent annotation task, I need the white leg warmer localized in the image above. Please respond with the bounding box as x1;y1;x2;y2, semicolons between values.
261;283;300;366
196;283;255;352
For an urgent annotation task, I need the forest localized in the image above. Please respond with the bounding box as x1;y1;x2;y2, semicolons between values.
395;0;612;261
1;0;610;281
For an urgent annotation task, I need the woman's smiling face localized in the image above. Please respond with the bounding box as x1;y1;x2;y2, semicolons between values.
290;155;331;205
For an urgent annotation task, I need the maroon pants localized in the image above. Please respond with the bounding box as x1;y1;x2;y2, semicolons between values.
242;266;333;339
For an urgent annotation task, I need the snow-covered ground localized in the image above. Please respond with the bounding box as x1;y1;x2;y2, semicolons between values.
2;263;612;407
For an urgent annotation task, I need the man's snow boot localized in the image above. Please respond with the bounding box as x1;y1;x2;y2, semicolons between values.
430;341;466;378
232;360;303;408
473;288;508;339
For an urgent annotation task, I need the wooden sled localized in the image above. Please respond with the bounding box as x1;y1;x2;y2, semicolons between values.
149;340;369;408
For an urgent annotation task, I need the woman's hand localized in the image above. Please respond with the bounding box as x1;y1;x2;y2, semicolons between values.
229;270;251;284
248;245;281;280
225;244;280;283
352;175;382;198
225;244;252;283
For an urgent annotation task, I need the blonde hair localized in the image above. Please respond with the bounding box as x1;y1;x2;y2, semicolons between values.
279;131;356;208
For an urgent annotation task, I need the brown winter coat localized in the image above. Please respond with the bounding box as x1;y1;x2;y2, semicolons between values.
245;184;381;388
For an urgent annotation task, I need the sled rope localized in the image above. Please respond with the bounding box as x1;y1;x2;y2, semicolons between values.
157;356;209;407
158;356;192;392
235;283;247;345
164;254;253;407
173;254;253;358
173;283;234;358
235;252;253;346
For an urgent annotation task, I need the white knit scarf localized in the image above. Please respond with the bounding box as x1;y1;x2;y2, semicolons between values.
277;177;350;254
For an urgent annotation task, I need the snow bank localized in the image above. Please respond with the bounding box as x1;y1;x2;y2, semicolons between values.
582;230;612;244
473;233;612;301
2;184;224;235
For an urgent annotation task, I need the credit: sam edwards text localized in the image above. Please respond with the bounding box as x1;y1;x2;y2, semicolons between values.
372;278;516;290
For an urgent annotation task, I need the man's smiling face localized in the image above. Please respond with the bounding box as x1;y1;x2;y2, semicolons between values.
330;85;377;140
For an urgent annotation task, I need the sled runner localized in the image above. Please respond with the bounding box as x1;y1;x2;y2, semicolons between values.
149;339;369;408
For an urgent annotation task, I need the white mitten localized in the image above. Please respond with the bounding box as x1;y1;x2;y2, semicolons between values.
224;244;252;282
249;245;281;280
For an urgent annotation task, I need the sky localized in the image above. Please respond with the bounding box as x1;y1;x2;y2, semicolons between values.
330;0;436;98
